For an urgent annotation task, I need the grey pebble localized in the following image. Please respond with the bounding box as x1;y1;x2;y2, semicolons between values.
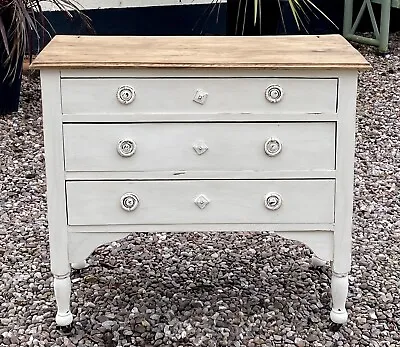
294;338;306;347
307;334;319;342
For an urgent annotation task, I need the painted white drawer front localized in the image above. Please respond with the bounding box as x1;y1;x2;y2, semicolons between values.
66;179;335;226
60;78;338;115
63;122;336;172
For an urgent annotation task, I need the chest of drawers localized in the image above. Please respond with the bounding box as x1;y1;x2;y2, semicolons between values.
32;35;370;327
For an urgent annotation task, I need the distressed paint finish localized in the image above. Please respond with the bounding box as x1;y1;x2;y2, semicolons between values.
34;35;370;326
63;122;336;173
60;77;338;115
66;179;335;226
40;70;72;326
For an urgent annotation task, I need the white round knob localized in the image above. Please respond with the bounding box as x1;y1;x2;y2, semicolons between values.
120;193;139;212
265;85;283;103
117;139;136;157
117;85;136;104
264;192;282;211
264;138;282;156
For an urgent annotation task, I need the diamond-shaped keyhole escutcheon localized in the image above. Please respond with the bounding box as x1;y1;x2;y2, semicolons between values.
193;89;208;105
194;194;210;209
193;141;209;155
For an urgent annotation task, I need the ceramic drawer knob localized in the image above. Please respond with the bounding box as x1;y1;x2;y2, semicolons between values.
116;85;136;104
264;137;282;156
117;139;136;157
120;193;139;212
265;84;283;103
193;140;209;155
264;192;282;211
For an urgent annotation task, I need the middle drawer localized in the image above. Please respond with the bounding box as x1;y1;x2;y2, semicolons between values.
63;122;336;172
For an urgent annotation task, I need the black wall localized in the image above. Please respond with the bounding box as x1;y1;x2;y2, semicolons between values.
37;3;226;50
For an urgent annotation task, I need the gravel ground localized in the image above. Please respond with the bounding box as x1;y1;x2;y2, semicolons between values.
0;33;399;347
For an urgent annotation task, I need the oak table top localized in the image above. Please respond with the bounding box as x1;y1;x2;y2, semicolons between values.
31;34;371;70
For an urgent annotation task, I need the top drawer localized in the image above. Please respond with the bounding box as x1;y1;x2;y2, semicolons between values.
60;78;338;115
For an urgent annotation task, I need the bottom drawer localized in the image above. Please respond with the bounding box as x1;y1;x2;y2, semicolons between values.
66;180;335;226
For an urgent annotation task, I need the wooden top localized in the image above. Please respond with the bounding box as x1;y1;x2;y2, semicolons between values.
31;34;371;70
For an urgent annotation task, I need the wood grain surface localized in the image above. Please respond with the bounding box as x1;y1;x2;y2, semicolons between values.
31;35;371;70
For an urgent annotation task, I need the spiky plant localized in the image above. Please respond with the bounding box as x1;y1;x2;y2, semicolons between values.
0;0;91;81
196;0;336;35
251;0;336;33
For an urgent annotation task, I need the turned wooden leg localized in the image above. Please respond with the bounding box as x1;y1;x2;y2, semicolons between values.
330;271;349;324
54;273;73;326
71;259;89;270
311;254;330;267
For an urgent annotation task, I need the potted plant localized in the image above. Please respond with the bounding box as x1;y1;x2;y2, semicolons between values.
0;0;90;115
